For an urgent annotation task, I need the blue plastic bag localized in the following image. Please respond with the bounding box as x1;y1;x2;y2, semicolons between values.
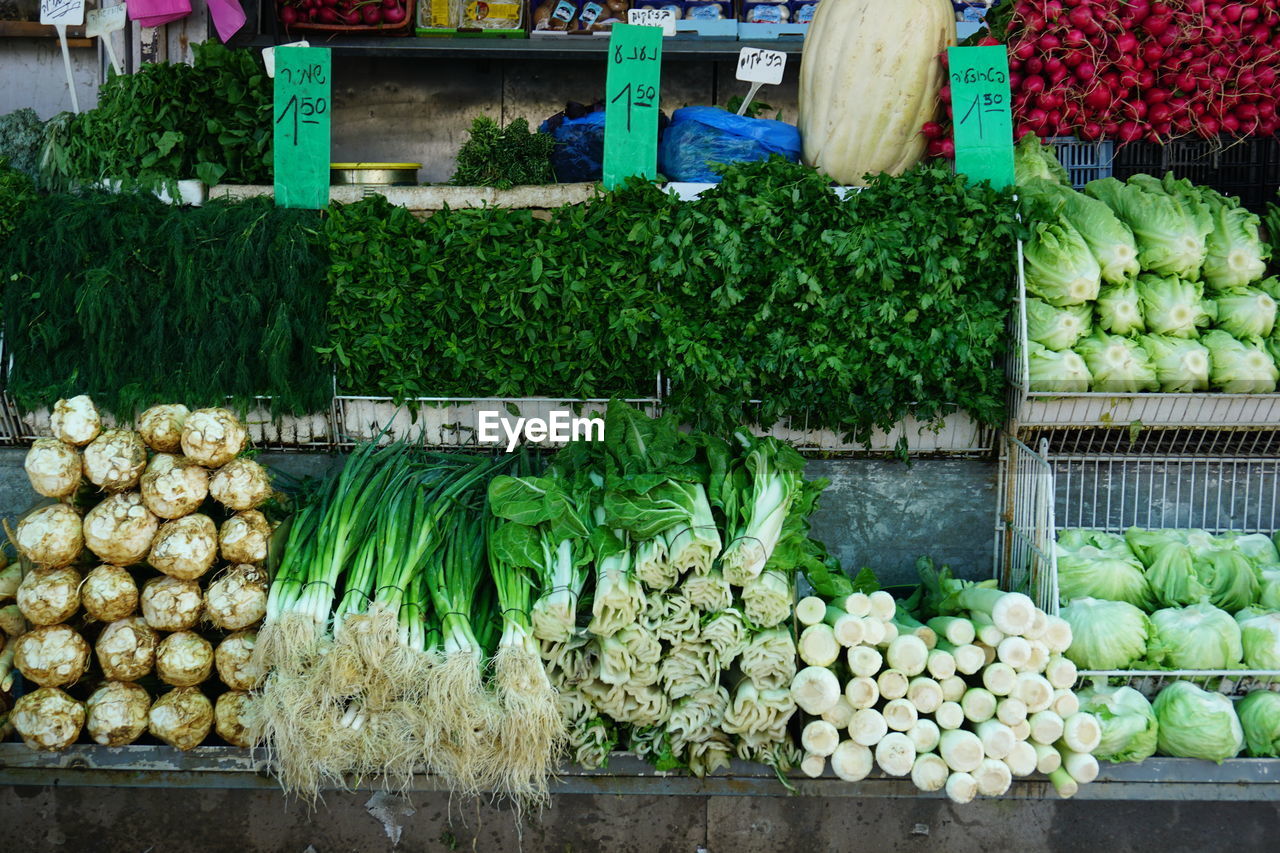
540;110;608;183
658;106;802;183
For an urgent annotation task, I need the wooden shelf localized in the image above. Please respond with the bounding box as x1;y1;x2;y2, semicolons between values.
0;19;93;46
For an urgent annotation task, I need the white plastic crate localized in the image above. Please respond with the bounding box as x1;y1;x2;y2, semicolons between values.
1048;136;1114;190
996;432;1280;694
1007;241;1280;431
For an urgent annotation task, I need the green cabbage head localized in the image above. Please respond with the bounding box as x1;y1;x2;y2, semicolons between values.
1025;217;1102;307
1209;287;1277;339
1077;681;1159;763
1075;330;1159;392
1061;597;1151;670
1096;282;1145;335
1028;342;1092;392
1153;681;1243;762
1056;529;1152;608
1027;299;1093;350
1237;690;1280;758
1148;602;1243;669
1140;335;1210;393
1236;610;1280;669
1203;330;1279;394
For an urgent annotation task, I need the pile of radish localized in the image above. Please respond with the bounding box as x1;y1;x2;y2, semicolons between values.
924;0;1280;150
277;0;409;28
789;586;1103;802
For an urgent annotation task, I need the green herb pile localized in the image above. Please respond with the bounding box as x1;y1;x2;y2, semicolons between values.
325;159;1021;443
1;191;330;419
450;116;556;189
40;42;272;190
0;108;44;178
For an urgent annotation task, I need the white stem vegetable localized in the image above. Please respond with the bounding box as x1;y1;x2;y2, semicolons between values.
801;752;826;778
906;676;943;714
996;696;1028;727
860;617;886;647
1049;767;1079;798
1042;615;1073;653
802;719;841;757
826;606;866;647
939;675;968;702
911;753;949;792
796;596;827;626
935;701;965;731
958;589;1036;636
982;662;1017;696
849;708;888;746
971;611;1007;647
886;635;929;676
838;592;871;617
1023;640;1051;673
1015;673;1054;713
978;642;998;668
1045;656;1079;690
907;718;941;754
1011;719;1031;741
1025;608;1048;641
961;687;997;724
799;624;841;667
1059;746;1100;784
822;696;855;729
939;729;985;773
1034;741;1062;774
845;676;880;710
1004;740;1038;777
830;740;874;782
925;648;957;680
1051;688;1080;719
976;719;1016;759
945;771;979;804
876;668;909;700
975;757;1014;796
846;645;883;678
1028;710;1065;745
883;698;919;732
868;590;897;621
1061;712;1102;754
996;636;1032;669
877;620;899;647
792;666;842;715
874;731;916;777
928;616;976;646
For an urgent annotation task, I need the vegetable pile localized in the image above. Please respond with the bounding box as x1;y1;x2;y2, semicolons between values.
4;398;275;753
973;0;1280;143
276;0;410;27
794;559;1099;801
1017;139;1279;393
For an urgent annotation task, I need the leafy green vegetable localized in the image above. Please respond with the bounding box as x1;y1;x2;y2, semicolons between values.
1021;178;1140;285
39;43;271;190
1220;533;1280;568
1196;185;1270;290
1237;610;1280;669
1259;568;1280;611
1207;286;1277;339
1153;681;1243;762
1055;529;1152;608
1076;682;1159;763
1;192;330;419
1095;282;1145;335
1139;335;1210;393
1136;274;1212;338
1023;217;1102;306
1027;342;1092;392
0;108;45;178
1148;602;1243;669
1027;298;1092;350
1060;597;1150;670
1202;330;1279;393
1085;175;1212;281
450;116;556;189
1013;135;1069;185
1075;329;1159;392
1237;690;1280;757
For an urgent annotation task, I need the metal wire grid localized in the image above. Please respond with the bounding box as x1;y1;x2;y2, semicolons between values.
1016;427;1280;458
736;402;997;457
995;435;1058;615
1078;671;1279;699
1005;243;1280;433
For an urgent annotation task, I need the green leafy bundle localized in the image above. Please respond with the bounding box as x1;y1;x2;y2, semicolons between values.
40;42;272;190
1;192;330;419
450;116;556;189
322;186;672;399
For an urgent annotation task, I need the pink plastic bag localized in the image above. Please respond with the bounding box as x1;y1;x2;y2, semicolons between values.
127;0;192;27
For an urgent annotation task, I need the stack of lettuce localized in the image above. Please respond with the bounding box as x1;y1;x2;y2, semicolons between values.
1054;527;1280;763
1014;137;1279;394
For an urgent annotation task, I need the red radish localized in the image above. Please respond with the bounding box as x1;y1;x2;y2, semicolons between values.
280;4;298;23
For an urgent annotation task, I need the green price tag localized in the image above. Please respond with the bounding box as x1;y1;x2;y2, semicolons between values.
947;45;1015;190
273;46;331;210
604;23;663;190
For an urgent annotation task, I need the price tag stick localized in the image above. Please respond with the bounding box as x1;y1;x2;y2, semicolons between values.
55;25;79;113
735;82;763;117
101;29;123;76
43;0;86;113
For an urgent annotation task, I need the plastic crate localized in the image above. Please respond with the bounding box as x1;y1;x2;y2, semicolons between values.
1111;136;1280;214
1048;136;1113;190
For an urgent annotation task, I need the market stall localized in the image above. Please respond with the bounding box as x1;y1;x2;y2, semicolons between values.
0;0;1278;829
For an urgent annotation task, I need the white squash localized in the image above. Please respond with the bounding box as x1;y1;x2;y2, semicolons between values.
797;0;955;185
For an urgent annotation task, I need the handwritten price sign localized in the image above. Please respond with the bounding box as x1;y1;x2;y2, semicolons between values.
273;47;331;209
40;0;85;26
735;47;786;86
603;24;663;189
626;7;676;35
947;45;1015;190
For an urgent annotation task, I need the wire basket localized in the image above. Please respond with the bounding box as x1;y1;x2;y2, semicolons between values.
996;431;1280;693
740;403;996;457
1007;242;1280;433
1048;136;1114;190
1076;670;1279;699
